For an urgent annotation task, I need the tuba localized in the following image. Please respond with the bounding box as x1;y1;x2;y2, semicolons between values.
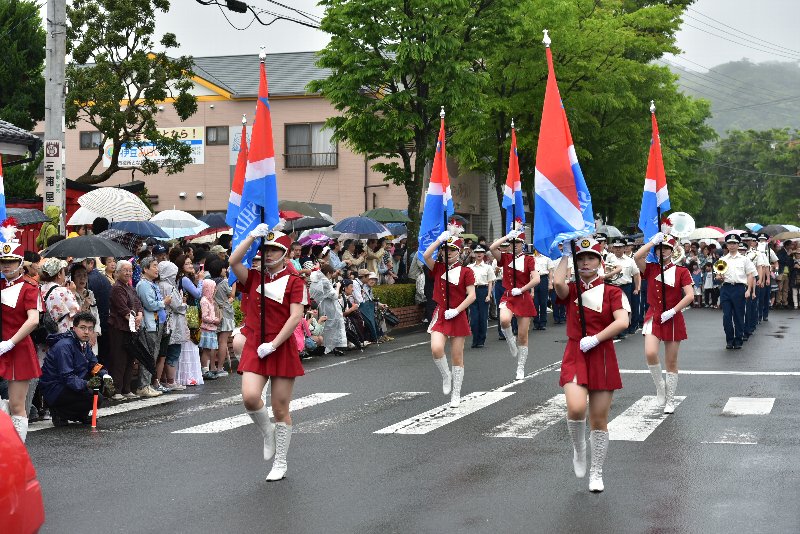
671;245;685;264
713;259;728;275
667;212;696;238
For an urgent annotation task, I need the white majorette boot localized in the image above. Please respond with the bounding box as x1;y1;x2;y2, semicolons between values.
247;406;276;460
12;415;28;443
434;356;452;395
0;398;9;416
266;423;292;481
648;363;666;406
567;418;587;478
450;366;464;408
589;429;608;492
515;346;528;380
501;326;517;358
664;372;678;414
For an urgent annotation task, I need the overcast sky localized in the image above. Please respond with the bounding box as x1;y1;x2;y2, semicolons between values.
145;0;800;70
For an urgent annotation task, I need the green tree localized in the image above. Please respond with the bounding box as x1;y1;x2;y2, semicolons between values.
4;148;43;199
0;0;45;130
65;0;197;184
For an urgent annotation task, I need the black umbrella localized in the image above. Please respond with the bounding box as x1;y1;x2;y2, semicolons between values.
6;208;49;226
126;329;156;375
278;200;324;219
760;224;788;236
96;229;142;255
42;235;132;259
200;212;228;229
287;217;333;232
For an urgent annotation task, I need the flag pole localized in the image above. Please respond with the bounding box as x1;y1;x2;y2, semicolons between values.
652;101;667;314
259;48;267;345
571;240;587;338
511;119;518;295
440;106;450;312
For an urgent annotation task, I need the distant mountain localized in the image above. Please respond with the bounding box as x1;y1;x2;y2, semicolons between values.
664;59;800;136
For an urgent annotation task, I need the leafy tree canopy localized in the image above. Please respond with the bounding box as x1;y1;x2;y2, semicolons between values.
0;0;45;131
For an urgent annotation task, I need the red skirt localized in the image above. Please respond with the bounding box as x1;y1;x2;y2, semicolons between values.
238;329;305;378
499;291;537;318
428;305;471;338
559;339;622;391
642;310;688;341
0;339;41;381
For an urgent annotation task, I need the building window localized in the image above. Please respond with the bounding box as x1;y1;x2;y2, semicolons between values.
206;126;229;145
79;131;103;150
284;123;337;168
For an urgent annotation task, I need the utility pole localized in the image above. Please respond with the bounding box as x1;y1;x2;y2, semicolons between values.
44;0;67;233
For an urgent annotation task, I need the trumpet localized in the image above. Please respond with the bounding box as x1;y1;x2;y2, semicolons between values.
713;259;728;275
671;245;685;264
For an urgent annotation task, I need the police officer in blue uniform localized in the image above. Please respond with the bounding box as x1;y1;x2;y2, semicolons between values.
717;233;757;349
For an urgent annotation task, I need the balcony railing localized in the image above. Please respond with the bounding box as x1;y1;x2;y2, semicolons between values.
284;152;338;169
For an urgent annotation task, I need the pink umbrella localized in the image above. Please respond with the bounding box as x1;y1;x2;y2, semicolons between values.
705;226;725;233
725;229;745;235
298;233;331;246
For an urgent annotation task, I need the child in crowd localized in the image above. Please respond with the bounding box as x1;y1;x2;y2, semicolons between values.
199;279;221;379
702;263;717;308
689;261;703;308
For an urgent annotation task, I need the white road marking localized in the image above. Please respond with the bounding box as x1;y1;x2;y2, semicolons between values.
296;392;428;433
29;394;199;433
722;397;775;416
374;392;515;435
172;393;349;434
608;395;686;441
487;394;566;438
305;341;430;373
620;369;800;377
702;429;758;445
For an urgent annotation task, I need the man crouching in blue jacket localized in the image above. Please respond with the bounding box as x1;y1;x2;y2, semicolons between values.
40;311;112;426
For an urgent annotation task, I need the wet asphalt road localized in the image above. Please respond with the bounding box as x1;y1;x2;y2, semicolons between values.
27;308;800;534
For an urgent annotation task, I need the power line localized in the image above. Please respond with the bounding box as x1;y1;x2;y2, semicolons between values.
681;22;800;62
682;15;800;59
667;55;793;99
714;95;800;112
264;0;321;24
688;7;800;56
684;155;800;178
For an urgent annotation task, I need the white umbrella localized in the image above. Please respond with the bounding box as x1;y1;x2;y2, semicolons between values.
596;224;623;238
78;188;152;221
150;209;204;229
689;227;724;240
320;212;336;224
160;222;210;239
67;206;103;226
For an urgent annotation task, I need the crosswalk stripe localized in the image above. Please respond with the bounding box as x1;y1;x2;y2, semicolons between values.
608;395;686;441
172;393;350;434
296;392;428;434
374;392;515;435
702;429;758;445
722;397;775;415
29;394;199;433
487;394;566;439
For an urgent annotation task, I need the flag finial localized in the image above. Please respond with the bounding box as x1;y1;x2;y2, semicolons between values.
542;29;551;47
511;118;515;129
259;46;266;62
650;100;656;113
440;106;445;119
241;114;247;125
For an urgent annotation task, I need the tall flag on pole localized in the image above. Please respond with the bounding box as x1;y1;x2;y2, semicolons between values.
638;100;670;243
533;30;595;260
502;122;524;233
226;116;248;228
0;156;6;224
228;116;260;284
241;48;280;228
417;107;454;262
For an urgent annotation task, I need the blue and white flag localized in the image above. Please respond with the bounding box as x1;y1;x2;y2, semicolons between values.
416;112;453;263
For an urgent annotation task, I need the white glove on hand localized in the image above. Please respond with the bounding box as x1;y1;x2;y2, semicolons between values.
257;342;275;359
660;308;676;323
650;232;665;245
0;340;15;355
437;230;452;243
249;223;271;239
103;375;113;383
511;287;523;296
507;229;522;240
443;308;458;320
579;335;600;353
561;244;573;257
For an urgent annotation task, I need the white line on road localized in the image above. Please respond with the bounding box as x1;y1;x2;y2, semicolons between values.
171;393;349;434
305;341;430;373
723;397;775;415
702;429;758;445
608;395;686;441
374;392;515;435
620;369;800;377
296;392;428;433
487;394;566;439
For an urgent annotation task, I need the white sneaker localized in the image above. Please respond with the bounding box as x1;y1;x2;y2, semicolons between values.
168;383;186;391
136;386;161;398
111;394;125;401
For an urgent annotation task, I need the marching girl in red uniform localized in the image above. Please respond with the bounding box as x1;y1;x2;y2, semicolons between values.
0;227;42;443
553;237;629;492
230;222;308;482
422;223;476;408
633;231;694;414
489;222;540;380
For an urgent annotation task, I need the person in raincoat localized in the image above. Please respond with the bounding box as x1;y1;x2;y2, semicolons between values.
36;205;61;250
309;265;347;355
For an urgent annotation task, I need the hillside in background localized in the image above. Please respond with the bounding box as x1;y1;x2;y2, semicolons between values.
664;59;800;136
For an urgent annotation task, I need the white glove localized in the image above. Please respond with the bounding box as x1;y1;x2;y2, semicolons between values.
650;232;665;245
507;229;522;240
437;230;452;243
249;223;271;239
579;335;600;353
0;340;15;355
511;287;523;296
103;375;113;383
443;308;458;320
660;308;676;323
257;342;275;359
561;244;573;257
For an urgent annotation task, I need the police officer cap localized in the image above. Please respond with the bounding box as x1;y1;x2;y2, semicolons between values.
757;233;769;241
594;233;608;242
610;238;624;247
741;232;756;241
473;245;486;253
724;233;741;244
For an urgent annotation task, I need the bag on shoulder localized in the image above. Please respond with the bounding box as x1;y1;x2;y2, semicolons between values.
31;285;66;344
186;304;200;329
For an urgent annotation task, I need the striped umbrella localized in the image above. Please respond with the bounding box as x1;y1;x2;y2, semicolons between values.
78;188;152;221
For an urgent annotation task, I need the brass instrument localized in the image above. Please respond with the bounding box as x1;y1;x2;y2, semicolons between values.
713;259;729;275
671;245;685;264
667;212;696;238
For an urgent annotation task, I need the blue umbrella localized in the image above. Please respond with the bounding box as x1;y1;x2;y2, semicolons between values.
200;212;229;229
111;220;170;238
385;222;407;236
332;216;391;239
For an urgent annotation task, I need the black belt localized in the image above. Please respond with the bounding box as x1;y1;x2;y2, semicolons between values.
475;284;488;287
722;282;745;286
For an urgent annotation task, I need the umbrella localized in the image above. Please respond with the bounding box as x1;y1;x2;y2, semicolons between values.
78;188;152;221
451;214;468;225
688;227;724;240
385;222;407;236
110;221;169;238
320;212;336;224
6;208;48;226
279;210;305;221
783;224;800;232
596;224;623;238
760;224;788;236
773;231;800;241
278;200;323;219
200;212;228;229
745;223;763;232
361;207;412;223
160;223;209;240
725;229;745;235
298;233;332;246
151;209;204;229
42;235;132;258
286;217;333;233
96;229;142;255
66;206;103;226
126;329;156;376
705;226;725;233
461;233;479;241
190;229;232;244
332;216;391;239
299;227;335;240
